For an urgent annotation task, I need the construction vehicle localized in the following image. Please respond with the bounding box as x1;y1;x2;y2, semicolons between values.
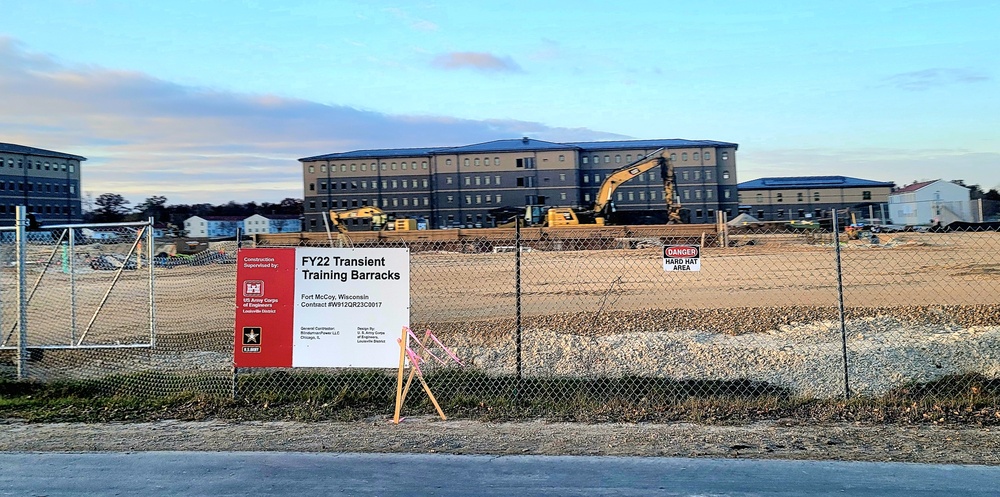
329;206;390;233
539;147;684;227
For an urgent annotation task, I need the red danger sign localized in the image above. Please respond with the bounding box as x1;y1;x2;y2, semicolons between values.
664;246;699;258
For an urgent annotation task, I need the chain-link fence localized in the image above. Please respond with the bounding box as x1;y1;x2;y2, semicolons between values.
3;214;999;418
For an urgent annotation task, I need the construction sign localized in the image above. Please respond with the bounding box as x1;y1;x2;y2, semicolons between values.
234;247;410;368
663;245;701;272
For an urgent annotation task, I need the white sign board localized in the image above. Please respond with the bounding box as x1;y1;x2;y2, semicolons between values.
663;245;701;272
293;247;410;368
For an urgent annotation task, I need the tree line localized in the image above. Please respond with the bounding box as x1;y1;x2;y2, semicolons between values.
88;194;304;226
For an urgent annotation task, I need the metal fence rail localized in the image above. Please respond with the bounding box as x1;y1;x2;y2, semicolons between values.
2;213;999;415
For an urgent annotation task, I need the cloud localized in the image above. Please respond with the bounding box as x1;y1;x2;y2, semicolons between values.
0;37;615;204
383;7;438;32
884;68;990;91
430;52;523;72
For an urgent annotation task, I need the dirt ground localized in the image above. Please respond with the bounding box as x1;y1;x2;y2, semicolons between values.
2;231;999;464
1;418;999;465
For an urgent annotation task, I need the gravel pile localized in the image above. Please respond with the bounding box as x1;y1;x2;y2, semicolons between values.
424;305;1000;398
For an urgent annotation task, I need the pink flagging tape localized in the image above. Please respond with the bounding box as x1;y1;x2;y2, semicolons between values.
425;329;464;366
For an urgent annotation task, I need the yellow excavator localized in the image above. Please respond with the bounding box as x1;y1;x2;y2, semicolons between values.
329;206;389;233
542;147;683;227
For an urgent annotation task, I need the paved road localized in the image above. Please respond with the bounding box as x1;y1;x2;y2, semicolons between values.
2;452;998;496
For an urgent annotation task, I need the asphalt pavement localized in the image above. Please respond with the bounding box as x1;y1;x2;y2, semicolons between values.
2;452;998;496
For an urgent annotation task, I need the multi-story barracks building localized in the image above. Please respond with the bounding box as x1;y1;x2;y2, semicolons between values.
299;137;739;231
0;142;85;224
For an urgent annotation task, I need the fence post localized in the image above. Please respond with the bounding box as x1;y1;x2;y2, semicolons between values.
832;209;851;399
15;206;29;380
515;219;522;383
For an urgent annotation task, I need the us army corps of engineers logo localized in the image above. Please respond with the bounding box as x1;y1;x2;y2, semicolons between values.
242;326;262;353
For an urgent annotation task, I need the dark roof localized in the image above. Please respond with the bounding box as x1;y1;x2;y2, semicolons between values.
892;180;938;194
566;138;739;151
254;214;301;220
0;142;87;161
299;147;440;162
299;138;739;162
441;138;576;154
738;176;895;190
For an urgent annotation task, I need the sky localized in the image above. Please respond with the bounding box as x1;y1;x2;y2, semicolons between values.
1;0;997;206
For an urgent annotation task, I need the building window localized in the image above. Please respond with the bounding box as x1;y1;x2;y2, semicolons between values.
626;154;632;162
814;192;820;201
776;193;783;202
309;183;315;191
583;175;590;184
474;158;480;166
722;171;730;180
706;189;713;199
559;173;566;181
722;152;729;161
465;195;472;204
422;161;428;169
446;159;452;166
391;180;398;188
401;162;408;170
582;156;588;164
558;155;565;162
704;152;711;161
391;162;397;170
695;209;703;218
695;190;701;199
446;177;453;184
475;176;481;185
683;190;690;200
423;179;429;187
693;152;700;161
670;153;677;161
705;170;712;180
475;195;482;204
682;152;688;161
447;195;454;203
694;171;700;180
561;192;567;200
682;171;689;181
797;192;804;202
464;158;470;167
308;165;315;173
351;164;357;171
862;191;872;200
615;155;621;163
464;177;471;186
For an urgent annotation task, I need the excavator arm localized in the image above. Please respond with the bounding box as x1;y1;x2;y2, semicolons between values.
591;148;666;217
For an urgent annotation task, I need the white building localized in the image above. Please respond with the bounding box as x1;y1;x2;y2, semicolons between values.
183;216;245;238
184;214;302;237
889;180;973;226
243;214;302;234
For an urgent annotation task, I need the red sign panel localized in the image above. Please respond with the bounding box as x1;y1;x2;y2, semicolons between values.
234;248;296;368
664;245;700;258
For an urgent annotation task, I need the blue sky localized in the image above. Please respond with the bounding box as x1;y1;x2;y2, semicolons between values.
1;0;997;205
